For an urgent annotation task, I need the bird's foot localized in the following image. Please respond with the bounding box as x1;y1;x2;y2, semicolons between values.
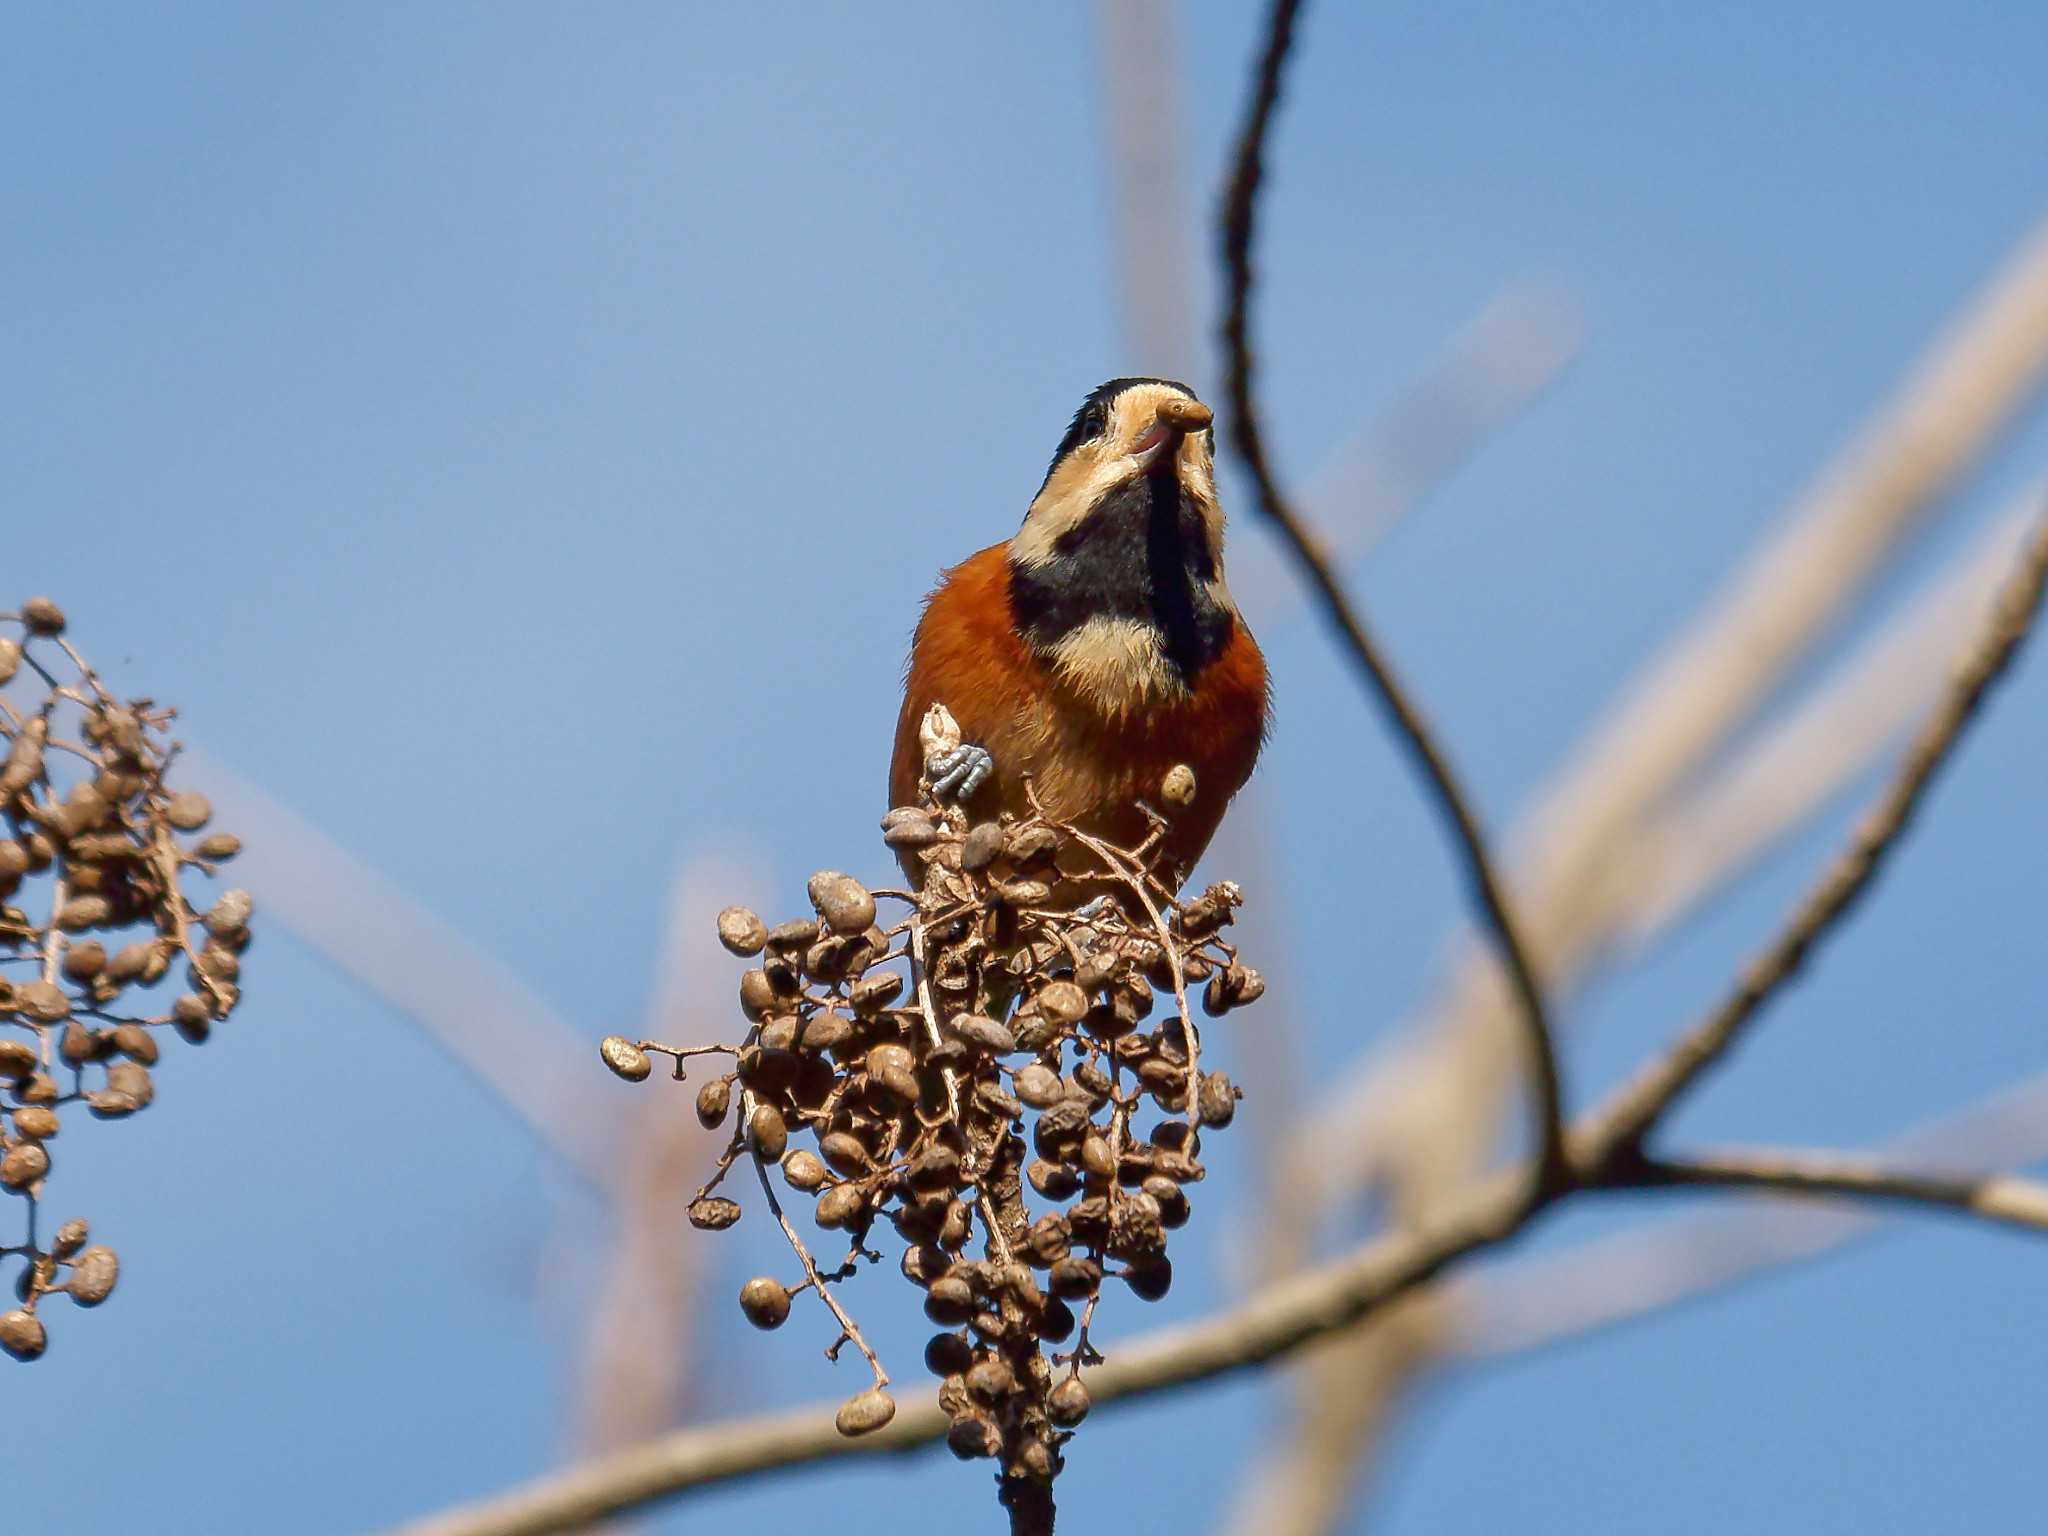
925;743;994;802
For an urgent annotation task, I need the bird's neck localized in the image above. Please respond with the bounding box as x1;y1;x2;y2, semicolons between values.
1008;474;1237;709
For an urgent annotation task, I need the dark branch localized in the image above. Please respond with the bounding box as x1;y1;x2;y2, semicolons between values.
1217;0;1570;1190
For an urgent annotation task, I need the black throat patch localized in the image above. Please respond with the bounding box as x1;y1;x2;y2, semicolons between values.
1009;471;1236;682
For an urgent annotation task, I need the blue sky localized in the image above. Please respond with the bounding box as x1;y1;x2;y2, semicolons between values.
6;4;2048;1532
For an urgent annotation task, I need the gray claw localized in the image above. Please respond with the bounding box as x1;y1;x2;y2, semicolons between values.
927;743;995;801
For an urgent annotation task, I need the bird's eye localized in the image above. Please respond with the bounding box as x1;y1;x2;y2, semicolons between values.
1079;405;1107;440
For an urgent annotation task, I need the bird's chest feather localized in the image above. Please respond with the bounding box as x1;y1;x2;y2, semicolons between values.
1008;474;1236;716
996;629;1266;836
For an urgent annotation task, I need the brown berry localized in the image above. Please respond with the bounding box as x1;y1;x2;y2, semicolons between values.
20;597;66;636
1037;980;1089;1028
818;1131;870;1177
61;942;106;982
960;822;1007;872
1198;1070;1239;1127
716;906;767;957
781;1149;827;1191
0;1143;48;1189
1079;1135;1115;1180
1049;1256;1101;1299
0;1309;45;1360
1124;1256;1173;1301
1027;1160;1080;1200
16;1074;58;1106
948;1014;1015;1055
965;1356;1015;1402
923;1274;975;1324
946;1413;1000;1459
1047;1376;1091;1427
694;1077;732;1129
746;1104;788;1161
66;1246;118;1305
105;1061;152;1108
164;792;212;831
738;1277;791;1330
599;1036;652;1082
849;973;904;1012
815;1183;865;1230
765;918;819;951
17;982;68;1024
806;872;876;935
1014;1064;1063;1109
835;1387;897;1438
687;1197;742;1231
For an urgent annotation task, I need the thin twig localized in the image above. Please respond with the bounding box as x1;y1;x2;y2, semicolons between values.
1613;1149;2048;1235
743;1094;888;1391
1218;0;1568;1191
37;871;65;1067
1580;508;2048;1165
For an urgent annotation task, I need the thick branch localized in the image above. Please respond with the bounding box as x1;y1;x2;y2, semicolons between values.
1218;0;1568;1190
397;1119;2048;1536
394;1168;1536;1536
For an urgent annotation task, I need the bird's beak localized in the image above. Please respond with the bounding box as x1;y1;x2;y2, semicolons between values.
1130;397;1213;474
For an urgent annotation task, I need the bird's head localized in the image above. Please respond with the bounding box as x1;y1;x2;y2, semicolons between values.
1012;378;1222;568
1008;379;1241;705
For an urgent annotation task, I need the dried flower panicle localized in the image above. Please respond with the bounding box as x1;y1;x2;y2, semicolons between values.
0;599;251;1358
601;760;1260;1519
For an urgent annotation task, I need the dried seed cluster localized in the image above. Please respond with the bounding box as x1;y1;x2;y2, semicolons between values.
0;599;250;1359
601;766;1260;1519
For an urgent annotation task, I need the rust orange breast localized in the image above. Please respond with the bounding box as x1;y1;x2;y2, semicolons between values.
890;543;1268;886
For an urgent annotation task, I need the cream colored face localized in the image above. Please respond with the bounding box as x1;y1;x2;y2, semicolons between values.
1011;383;1224;571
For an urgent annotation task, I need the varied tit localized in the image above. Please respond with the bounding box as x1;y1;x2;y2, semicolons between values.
889;377;1269;889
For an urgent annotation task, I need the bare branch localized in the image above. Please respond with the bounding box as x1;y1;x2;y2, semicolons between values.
1456;1067;2048;1359
393;1167;1536;1536
1614;1149;2048;1235
394;1088;2048;1536
1218;0;1569;1190
1581;507;2048;1164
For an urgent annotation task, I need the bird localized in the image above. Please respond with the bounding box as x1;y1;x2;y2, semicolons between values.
889;377;1268;891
